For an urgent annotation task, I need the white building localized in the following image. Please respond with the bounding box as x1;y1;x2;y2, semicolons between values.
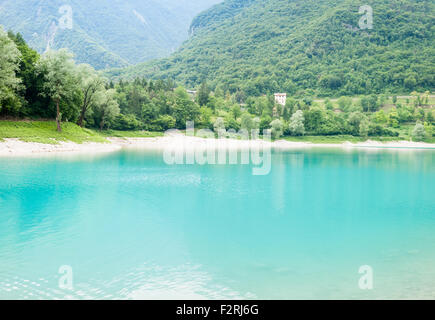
186;90;197;96
274;93;287;106
186;90;197;101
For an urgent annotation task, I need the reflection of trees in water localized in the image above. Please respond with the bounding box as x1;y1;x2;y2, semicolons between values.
278;149;433;173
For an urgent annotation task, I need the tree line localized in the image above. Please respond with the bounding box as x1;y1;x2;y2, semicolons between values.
1;27;433;141
1;28;119;132
118;0;434;97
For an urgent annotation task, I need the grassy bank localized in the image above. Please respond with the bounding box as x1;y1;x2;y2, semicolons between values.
100;129;163;138
0;120;432;145
0;121;161;144
283;134;434;144
281;135;400;144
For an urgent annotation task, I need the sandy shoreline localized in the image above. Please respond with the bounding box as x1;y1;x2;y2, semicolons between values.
0;136;434;157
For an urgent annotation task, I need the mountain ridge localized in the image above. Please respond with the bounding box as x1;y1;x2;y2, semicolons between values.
0;0;221;69
109;0;435;96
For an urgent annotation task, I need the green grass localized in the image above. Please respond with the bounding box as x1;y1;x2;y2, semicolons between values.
282;135;405;144
395;124;435;143
0;121;162;144
100;130;164;138
283;133;435;144
0;121;109;144
1;120;432;145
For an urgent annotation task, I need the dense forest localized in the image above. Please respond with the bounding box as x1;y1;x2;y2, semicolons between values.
109;0;434;97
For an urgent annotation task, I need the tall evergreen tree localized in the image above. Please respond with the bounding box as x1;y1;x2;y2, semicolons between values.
197;81;210;106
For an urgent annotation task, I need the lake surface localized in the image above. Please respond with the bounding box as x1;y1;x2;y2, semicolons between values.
0;148;434;299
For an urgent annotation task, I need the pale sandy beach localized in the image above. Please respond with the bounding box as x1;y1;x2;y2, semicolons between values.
0;136;434;157
0;138;121;157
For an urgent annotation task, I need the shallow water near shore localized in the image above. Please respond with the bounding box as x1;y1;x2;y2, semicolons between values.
0;148;434;299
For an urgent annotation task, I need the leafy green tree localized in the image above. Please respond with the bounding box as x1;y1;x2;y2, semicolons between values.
92;89;120;130
275;104;283;118
206;95;218;111
398;107;413;123
234;90;246;104
388;107;399;128
303;96;314;107
225;114;240;131
350;98;363;112
141;99;159;123
0;27;21;113
348;112;365;135
196;81;210;106
77;64;106;127
359;119;370;138
415;107;425;121
319;75;342;90
304;106;325;132
260;115;272;131
270;119;283;139
379;94;388;108
282;105;291;121
154;115;176;131
253;117;260;130
412;122;426;141
173;86;200;128
285;97;297;115
125;84;148;117
289;110;305;136
113;114;142;131
36;49;79;131
404;76;417;90
251;95;271;116
213;117;226;135
198;107;213;128
424;122;433;138
7;31;44;116
214;86;225;98
368;95;380;112
241;113;254;131
360;96;370;112
375;110;388;124
324;99;334;111
337;96;352;112
231;104;242;120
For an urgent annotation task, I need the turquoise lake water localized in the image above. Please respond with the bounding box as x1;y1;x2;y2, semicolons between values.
0;148;434;299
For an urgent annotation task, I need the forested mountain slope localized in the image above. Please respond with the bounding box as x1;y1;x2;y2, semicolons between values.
0;0;221;69
110;0;435;96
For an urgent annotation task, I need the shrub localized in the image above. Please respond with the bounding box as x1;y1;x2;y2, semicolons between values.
112;114;142;131
412;122;426;141
153;115;176;131
289;110;305;136
270;119;283;139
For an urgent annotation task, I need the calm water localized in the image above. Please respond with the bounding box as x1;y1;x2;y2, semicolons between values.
0;148;434;299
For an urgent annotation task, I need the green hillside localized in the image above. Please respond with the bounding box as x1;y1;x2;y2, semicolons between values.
0;0;221;69
109;0;435;96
